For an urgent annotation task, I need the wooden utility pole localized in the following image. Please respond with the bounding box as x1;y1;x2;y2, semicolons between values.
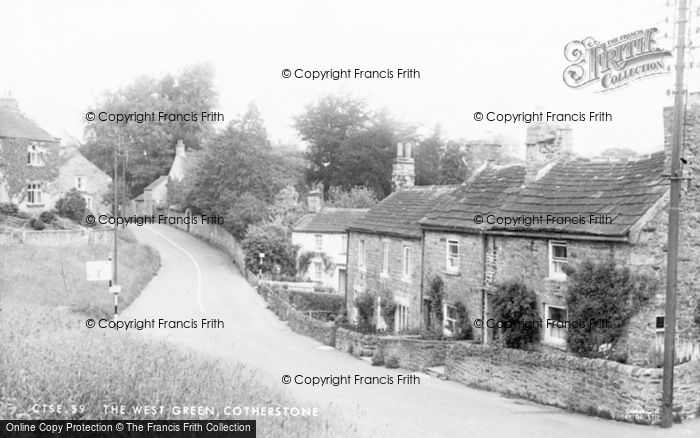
661;0;687;427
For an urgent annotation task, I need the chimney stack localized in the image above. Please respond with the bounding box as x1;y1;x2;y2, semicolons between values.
307;189;322;213
0;90;18;111
525;123;573;183
176;139;186;158
392;141;415;191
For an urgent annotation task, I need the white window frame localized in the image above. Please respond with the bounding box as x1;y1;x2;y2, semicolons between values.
654;315;665;351
313;261;323;282
544;304;567;346
27;144;44;166
381;241;389;276
26;183;42;205
82;195;93;211
358;239;366;269
74;176;86;191
314;234;323;252
402;245;412;279
396;303;409;332
548;240;568;280
446;239;460;273
340;235;348;254
443;303;458;336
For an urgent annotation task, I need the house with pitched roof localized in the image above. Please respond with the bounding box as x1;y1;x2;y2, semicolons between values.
292;191;367;294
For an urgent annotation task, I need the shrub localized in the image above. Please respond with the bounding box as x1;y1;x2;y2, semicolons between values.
55;189;87;223
453;302;473;340
425;276;445;333
492;281;540;350
371;351;384;366
0;202;19;216
31;218;46;230
353;293;376;331
297;251;335;280
565;261;657;360
380;294;398;333
242;222;298;277
287;290;344;313
39;210;57;224
384;356;399;369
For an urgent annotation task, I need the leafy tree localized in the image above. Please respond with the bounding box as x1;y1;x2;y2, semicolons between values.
242;222;298;277
326;186;378;208
565;261;656;361
380;294;398;333
81;63;217;197
269;185;304;227
415;125;443;185
55;189;87;223
354;293;376;331
439;141;469;184
294;94;369;196
224;194;269;240
453;302;473;340
492;281;541;350
425;276;445;334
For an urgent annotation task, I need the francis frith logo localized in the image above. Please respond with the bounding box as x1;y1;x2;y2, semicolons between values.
563;27;672;92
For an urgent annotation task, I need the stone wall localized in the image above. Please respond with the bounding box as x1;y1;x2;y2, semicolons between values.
445;342;700;424
0;226;113;246
334;327;379;357
376;337;455;371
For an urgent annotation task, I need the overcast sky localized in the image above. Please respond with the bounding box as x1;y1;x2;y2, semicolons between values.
0;0;688;156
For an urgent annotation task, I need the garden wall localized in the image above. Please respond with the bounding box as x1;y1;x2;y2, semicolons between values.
445;342;700;424
0;227;112;246
376;337;456;371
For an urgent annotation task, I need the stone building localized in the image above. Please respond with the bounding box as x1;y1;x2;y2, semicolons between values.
57;147;112;215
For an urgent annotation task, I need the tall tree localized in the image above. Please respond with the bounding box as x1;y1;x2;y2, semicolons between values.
415;124;443;185
439;140;469;184
294;95;369;195
81;63;217;197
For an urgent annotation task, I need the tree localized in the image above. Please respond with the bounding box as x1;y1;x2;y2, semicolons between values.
224;194;269;240
439;141;468;184
326;186;377;208
492;281;541;350
294;94;369;195
268;185;304;228
55;189;87;223
242;222;299;277
415;125;443;185
81;63;217;198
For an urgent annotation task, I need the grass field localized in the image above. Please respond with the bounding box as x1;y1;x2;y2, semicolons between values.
0;230;360;437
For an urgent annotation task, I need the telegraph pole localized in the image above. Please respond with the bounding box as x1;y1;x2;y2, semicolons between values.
111;134;120;319
661;0;687;427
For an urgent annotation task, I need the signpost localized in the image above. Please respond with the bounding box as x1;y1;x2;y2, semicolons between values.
86;253;120;320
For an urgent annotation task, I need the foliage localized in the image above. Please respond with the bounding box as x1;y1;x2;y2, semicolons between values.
224;194;269;240
286;290;344;313
453;302;473;340
81;63;217;198
39;210;56;224
384;356;399;369
426;276;445;333
268;185;304;228
492;281;541;350
371;351;384;366
327;186;378;208
0;202;20;217
438;141;468;184
297;251;335;278
695;301;700;328
380;294;398;333
353;293;376;331
55;189;87;224
415;125;443;185
242;222;298;277
0;138;60;201
564;261;657;361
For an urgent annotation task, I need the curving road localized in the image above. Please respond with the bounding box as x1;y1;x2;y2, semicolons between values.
123;224;699;438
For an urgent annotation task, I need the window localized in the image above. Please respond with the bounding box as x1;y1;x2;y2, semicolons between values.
314;234;323;252
313;261;323;282
544;304;567;345
82;195;93;211
26;183;42;205
27;144;44;166
549;241;568;279
444;303;458;336
446;240;459;273
381;241;389;275
396;304;409;332
358;240;366;268
74;176;86;190
655;315;665;350
340;235;347;254
402;245;412;278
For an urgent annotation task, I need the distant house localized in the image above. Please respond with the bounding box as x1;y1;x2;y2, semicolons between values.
292;190;367;295
0;92;111;215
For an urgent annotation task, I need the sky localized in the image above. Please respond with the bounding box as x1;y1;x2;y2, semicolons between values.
0;0;689;157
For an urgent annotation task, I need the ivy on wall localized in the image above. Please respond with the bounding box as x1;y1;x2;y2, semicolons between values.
0;138;59;202
297;251;335;277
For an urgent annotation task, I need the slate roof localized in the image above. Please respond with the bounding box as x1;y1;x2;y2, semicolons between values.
492;152;668;237
144;175;169;190
293;208;369;234
421;164;526;231
348;186;459;238
0;107;57;142
421;152;668;239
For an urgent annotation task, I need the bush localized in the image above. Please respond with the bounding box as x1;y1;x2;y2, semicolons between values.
380;295;398;333
384;356;399;369
492;281;540;350
55;189;87;223
353;293;376;331
453;302;473;340
31;218;46;230
0;202;19;216
287;290;344;313
565;261;657;360
371;351;384;366
425;276;445;333
39;210;56;224
242;222;298;277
